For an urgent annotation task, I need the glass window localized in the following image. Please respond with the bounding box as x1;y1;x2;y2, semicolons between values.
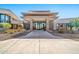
0;14;11;23
5;15;11;23
5;15;8;22
0;14;1;22
1;14;5;23
4;15;6;23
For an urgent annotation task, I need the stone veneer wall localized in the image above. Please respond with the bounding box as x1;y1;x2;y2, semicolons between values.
49;20;53;31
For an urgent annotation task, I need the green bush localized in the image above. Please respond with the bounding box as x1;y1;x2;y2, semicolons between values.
0;23;12;29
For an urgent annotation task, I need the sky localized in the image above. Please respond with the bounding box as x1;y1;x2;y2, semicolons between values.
0;4;79;20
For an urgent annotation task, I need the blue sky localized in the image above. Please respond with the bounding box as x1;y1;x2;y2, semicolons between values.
0;4;79;19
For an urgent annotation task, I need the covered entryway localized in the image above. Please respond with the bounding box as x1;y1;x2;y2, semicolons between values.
22;11;58;31
33;21;46;30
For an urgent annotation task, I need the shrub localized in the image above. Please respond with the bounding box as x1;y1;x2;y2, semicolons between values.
0;23;12;29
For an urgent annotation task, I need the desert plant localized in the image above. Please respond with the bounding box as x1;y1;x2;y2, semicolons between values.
68;17;79;33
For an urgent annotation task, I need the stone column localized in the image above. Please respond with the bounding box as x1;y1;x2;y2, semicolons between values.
30;20;33;31
46;19;49;31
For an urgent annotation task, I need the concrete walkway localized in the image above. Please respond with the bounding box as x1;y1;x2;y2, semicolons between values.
0;30;79;54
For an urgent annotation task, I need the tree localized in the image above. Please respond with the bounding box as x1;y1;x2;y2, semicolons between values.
68;17;79;33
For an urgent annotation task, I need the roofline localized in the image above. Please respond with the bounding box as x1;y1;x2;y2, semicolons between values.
22;12;58;16
0;8;20;20
29;10;50;12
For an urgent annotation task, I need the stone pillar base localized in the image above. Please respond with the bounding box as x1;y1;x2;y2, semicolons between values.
30;20;33;32
30;29;33;32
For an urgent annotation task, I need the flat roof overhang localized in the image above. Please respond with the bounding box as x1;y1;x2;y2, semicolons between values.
22;14;54;16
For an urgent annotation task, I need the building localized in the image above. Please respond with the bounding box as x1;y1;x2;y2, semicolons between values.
22;11;58;31
0;8;23;33
53;18;72;30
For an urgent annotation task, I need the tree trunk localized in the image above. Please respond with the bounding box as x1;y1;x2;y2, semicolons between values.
70;27;74;33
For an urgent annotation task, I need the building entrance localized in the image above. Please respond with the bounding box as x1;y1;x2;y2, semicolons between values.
33;21;46;30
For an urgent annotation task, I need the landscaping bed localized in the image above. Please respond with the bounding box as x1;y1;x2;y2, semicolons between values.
49;31;79;40
0;30;30;41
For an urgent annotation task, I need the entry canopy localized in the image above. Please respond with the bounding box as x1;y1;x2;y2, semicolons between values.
22;11;58;21
22;11;58;16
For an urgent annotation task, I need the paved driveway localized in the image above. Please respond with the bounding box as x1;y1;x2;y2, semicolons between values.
0;30;79;54
19;30;63;39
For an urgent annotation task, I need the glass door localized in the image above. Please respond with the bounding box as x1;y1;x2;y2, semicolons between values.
33;21;46;30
